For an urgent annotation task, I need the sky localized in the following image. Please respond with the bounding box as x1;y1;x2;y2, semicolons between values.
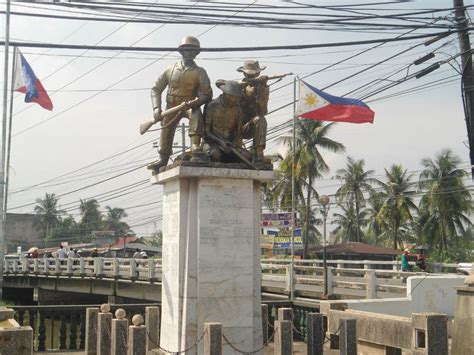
1;0;473;242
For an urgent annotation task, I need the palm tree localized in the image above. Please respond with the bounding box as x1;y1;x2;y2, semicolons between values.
332;202;369;243
278;120;345;258
79;199;102;234
365;192;386;245
377;165;417;249
335;157;376;242
418;149;472;253
105;206;129;235
34;193;63;237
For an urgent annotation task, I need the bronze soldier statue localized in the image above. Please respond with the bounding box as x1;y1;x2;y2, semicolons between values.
203;81;244;163
237;60;270;163
148;36;212;173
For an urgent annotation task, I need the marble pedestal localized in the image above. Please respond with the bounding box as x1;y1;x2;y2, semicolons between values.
152;166;274;355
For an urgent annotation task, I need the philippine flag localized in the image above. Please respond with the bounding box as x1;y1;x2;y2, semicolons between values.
14;49;53;111
297;80;374;124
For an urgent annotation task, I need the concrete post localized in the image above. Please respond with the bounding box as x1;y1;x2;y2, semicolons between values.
204;322;222;355
21;256;27;273
95;257;103;277
274;320;292;355
12;258;17;273
363;260;370;270
80;257;85;276
339;318;357;355
145;306;160;352
97;304;112;355
326;266;334;296
113;258;119;278
365;269;377;299
412;313;448;355
130;259;137;279
67;257;73;275
85;307;99;355
278;307;293;321
43;258;48;273
306;313;323;355
111;309;128;355
148;259;156;280
54;257;60;274
261;304;269;344
284;265;292;292
128;314;146;355
33;258;38;273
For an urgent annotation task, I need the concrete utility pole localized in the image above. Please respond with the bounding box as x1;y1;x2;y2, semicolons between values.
454;0;474;179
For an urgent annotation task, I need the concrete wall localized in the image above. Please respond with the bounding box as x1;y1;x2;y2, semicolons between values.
5;213;41;252
321;275;465;318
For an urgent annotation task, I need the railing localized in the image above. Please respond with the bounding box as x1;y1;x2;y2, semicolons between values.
11;303;156;352
10;300;318;352
4;257;161;281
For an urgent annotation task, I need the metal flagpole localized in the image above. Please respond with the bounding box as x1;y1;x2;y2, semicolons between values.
5;46;17;215
290;76;297;300
0;0;11;300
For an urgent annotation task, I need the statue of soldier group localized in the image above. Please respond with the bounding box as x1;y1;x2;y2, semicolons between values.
141;35;289;174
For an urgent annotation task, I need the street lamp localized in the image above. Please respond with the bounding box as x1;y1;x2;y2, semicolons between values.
319;195;330;298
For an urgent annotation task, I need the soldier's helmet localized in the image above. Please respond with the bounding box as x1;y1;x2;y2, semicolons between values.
220;81;243;97
179;36;201;50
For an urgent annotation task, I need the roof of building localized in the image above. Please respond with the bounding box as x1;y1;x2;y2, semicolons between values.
113;242;161;253
303;242;401;256
109;236;142;249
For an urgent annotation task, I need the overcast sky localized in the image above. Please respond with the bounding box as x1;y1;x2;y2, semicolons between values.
2;0;473;240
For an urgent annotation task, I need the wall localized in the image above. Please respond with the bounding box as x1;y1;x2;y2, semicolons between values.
321;275;465;318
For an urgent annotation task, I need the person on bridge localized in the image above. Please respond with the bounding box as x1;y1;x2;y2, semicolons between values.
57;245;66;260
401;249;413;272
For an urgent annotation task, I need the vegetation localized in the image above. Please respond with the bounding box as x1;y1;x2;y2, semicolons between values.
264;141;473;262
33;195;132;246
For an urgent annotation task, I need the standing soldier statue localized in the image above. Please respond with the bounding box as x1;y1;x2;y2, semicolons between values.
237;60;271;163
148;36;212;174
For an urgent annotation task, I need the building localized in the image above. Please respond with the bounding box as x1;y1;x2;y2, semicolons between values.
299;242;401;262
5;213;41;253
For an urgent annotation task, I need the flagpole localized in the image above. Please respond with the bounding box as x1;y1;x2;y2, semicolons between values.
0;0;11;300
290;76;297;300
5;46;16;216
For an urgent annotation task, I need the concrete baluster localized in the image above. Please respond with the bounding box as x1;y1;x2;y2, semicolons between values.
128;314;146;355
306;313;324;355
274;320;292;355
33;258;39;273
111;309;128;355
43;258;49;273
284;265;292;292
145;306;160;352
204;322;223;355
365;270;377;299
364;260;370;270
97;304;112;355
339;318;357;355
262;304;269;344
278;307;293;321
326;266;334;296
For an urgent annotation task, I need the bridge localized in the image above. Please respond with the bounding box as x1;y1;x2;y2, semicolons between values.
3;257;458;302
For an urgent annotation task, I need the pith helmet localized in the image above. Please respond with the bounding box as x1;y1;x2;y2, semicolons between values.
237;60;266;74
220;81;243;97
179;36;201;49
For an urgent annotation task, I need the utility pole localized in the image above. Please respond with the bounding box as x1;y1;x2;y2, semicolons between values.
454;0;474;179
0;0;11;300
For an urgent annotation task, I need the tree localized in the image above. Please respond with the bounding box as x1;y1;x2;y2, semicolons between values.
418;149;472;253
34;193;63;238
365;192;386;245
332;202;369;243
377;165;417;249
335;157;376;242
79;199;103;235
277;120;345;258
105;206;129;235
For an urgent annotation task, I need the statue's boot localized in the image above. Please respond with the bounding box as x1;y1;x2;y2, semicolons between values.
147;154;169;174
255;146;271;164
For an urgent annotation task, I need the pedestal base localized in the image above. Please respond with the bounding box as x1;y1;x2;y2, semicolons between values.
451;285;474;354
153;166;274;355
